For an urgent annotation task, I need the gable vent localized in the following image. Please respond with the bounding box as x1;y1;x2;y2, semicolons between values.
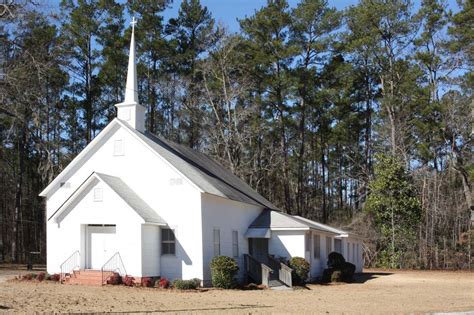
93;188;103;202
113;139;124;156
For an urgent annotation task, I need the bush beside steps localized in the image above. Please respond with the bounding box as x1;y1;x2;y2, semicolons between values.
288;257;310;285
210;256;239;289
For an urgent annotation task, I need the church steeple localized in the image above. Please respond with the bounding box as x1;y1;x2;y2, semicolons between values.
124;17;138;104
115;17;145;132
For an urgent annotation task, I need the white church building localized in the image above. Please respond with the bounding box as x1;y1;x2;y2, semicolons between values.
40;21;363;287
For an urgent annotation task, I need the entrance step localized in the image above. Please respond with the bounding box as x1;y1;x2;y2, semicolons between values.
268;279;291;289
64;270;105;286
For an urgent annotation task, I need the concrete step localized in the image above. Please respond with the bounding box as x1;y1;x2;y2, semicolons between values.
268;279;288;288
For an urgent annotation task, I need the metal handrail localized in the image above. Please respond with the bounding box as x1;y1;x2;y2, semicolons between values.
60;250;80;283
101;252;126;285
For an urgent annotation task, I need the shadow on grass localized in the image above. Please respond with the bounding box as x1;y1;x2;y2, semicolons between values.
309;272;393;286
351;272;393;284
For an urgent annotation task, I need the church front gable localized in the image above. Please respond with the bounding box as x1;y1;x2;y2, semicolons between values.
45;122;201;222
55;176;144;226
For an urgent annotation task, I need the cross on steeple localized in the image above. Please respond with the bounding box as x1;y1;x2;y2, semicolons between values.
130;16;137;29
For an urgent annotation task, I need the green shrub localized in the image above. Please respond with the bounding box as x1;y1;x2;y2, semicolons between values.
210;256;239;289
172;279;198;290
190;278;201;288
288;257;310;285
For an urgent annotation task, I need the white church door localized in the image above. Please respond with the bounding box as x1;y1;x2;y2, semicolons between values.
86;225;117;270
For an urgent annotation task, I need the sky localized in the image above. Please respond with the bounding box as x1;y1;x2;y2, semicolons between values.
42;0;461;32
159;0;460;32
161;0;357;31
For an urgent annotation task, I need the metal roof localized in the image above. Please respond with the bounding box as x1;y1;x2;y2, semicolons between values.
248;209;340;234
292;215;348;235
123;123;277;209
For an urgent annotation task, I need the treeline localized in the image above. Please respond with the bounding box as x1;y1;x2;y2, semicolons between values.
0;0;472;269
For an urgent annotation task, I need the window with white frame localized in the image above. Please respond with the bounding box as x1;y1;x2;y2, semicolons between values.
93;187;103;202
213;228;220;256
232;230;239;258
113;139;124;156
161;228;176;255
326;236;332;255
313;234;321;259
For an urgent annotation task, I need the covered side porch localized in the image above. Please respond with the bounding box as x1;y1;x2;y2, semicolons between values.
244;210;343;288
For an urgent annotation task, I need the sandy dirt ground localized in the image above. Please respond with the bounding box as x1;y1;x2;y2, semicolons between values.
0;269;473;314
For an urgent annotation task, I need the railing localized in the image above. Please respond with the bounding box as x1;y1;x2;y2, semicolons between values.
279;262;293;287
60;251;80;283
101;252;127;285
268;255;293;287
244;254;272;287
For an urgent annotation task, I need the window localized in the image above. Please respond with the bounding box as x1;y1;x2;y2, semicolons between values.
213;228;220;256
334;239;342;254
305;233;311;252
232;230;239;258
113;139;124;156
161;228;176;255
93;187;103;202
326;236;332;255
313;234;321;259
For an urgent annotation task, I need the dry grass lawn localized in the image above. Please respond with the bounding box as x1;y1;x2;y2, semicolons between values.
0;269;473;314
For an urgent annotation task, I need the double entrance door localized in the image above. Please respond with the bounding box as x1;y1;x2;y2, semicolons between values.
86;225;117;270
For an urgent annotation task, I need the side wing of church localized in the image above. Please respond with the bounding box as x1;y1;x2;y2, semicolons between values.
40;20;363;287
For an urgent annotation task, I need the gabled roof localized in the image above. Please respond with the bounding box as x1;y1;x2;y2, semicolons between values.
248;209;340;234
40;118;277;210
292;215;348;235
49;172;165;225
129;127;277;209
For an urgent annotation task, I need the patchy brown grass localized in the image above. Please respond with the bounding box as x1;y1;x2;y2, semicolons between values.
0;269;473;314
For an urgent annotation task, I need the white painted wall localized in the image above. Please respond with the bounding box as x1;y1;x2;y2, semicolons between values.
46;124;203;279
200;194;263;284
268;230;305;260
47;181;143;276
338;237;364;273
305;231;335;278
